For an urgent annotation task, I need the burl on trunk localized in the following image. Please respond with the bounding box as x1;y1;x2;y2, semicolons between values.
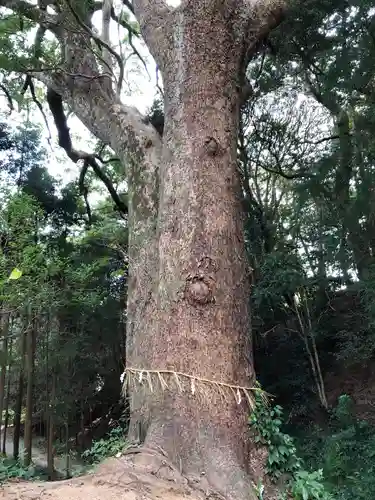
125;1;286;499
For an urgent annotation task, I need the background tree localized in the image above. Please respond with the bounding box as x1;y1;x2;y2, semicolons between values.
0;120;127;478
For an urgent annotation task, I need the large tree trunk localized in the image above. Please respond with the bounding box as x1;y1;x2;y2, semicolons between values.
126;3;284;499
144;55;254;491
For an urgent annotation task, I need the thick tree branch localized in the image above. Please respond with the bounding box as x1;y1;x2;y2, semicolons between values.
0;82;13;112
34;25;46;62
240;0;287;64
46;87;128;215
133;0;172;69
122;0;134;14
8;0;163;217
35;68;162;162
102;0;113;76
64;0;124;94
79;160;92;224
90;157;128;215
46;87;74;156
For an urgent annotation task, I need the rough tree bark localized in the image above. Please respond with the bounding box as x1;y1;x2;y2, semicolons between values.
0;0;287;497
127;4;286;499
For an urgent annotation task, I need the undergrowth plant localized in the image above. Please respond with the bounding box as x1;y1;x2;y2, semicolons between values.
82;421;127;463
0;457;45;483
249;393;332;499
298;394;375;500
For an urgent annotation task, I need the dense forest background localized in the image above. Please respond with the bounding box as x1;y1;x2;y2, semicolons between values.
1;1;375;498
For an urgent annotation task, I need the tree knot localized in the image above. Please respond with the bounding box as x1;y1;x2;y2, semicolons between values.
185;275;215;305
204;137;220;157
144;138;153;148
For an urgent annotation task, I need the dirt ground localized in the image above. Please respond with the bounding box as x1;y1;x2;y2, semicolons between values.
1;466;197;500
0;455;217;500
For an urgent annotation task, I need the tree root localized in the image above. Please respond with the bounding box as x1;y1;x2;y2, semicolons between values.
122;445;188;484
120;446;249;500
2;445;265;500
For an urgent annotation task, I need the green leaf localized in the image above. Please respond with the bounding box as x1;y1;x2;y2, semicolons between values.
110;269;125;278
8;267;22;280
302;486;308;500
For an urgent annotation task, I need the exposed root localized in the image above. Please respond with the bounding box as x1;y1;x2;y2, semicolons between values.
122;445;187;484
125;447;227;499
0;448;261;500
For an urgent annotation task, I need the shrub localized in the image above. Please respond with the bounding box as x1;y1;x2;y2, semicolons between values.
249;393;332;499
296;394;375;500
0;457;44;482
249;398;302;479
82;423;127;463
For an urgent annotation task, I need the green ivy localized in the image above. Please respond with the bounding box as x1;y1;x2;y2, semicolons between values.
249;393;332;499
249;397;301;479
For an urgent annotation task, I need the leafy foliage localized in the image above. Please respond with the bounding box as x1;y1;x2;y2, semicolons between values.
0;457;45;482
0;118;127;477
82;421;127;464
250;398;301;479
297;395;375;500
289;470;331;500
249;394;332;499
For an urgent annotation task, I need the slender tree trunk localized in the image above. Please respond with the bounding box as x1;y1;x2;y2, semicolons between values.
13;328;26;460
47;370;56;480
334;109;372;280
24;315;36;467
65;421;70;479
45;320;56;480
0;311;10;448
294;295;327;409
2;337;13;455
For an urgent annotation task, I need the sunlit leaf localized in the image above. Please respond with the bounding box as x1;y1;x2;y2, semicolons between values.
110;269;125;278
8;267;22;280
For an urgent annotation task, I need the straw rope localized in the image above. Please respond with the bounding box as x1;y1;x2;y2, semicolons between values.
123;367;269;409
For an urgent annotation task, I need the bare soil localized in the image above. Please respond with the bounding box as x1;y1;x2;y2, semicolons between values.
0;454;225;500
